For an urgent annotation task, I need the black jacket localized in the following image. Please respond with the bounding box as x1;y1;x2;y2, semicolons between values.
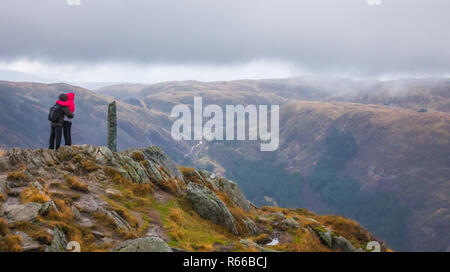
51;105;74;127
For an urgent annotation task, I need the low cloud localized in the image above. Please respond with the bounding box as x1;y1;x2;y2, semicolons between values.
0;0;449;81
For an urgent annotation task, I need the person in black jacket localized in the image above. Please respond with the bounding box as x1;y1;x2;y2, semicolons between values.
49;94;74;150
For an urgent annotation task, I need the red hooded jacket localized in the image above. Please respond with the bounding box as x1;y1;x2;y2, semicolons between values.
56;93;75;113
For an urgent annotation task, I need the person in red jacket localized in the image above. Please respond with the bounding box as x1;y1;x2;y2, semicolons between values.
49;94;73;150
56;92;75;146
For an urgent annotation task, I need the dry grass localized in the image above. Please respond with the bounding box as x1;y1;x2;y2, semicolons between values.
103;166;129;184
252;233;271;244
20;187;50;204
105;199;139;229
272;227;332;252
81;160;100;172
42;198;74;224
129;183;153;197
40;198;103;252
92;212;118;230
179;166;195;175
7;169;31;183
103;166;154;198
158;178;180;195
12;222;52;245
155;199;234;252
64;175;89;192
130;152;146;162
316;215;371;249
179;166;212;189
216;191;253;236
0;235;23;252
0;218;8;236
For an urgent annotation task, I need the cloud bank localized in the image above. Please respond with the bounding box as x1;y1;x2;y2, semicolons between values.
0;0;449;83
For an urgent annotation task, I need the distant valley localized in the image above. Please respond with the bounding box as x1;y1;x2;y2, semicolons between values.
1;77;449;251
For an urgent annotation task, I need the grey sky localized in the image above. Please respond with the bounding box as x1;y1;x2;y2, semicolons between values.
0;0;449;83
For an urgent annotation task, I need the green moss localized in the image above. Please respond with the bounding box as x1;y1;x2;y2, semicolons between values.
311;225;327;233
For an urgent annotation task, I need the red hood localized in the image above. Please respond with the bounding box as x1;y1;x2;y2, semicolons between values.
67;93;75;101
56;92;75;113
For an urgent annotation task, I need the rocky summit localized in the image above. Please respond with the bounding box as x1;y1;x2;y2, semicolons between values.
0;145;388;252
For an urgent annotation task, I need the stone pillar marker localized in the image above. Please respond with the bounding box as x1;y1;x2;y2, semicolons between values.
108;101;117;152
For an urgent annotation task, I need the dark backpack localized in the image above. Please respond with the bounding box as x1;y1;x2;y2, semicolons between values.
48;104;62;123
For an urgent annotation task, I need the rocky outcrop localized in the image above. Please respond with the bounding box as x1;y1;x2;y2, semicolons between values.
142;146;183;180
311;226;360;252
314;226;333;247
0;145;385;252
186;183;238;235
243;218;260;236
199;171;252;212
110;237;172;252
332;235;358;252
1;202;42;223
98;208;131;231
45;228;68;252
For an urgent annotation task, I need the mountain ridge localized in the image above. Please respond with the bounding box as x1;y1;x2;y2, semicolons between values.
0;145;387;252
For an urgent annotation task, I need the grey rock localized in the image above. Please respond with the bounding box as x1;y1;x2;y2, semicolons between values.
186;183;238;235
46;228;68;252
142;146;183;180
95;146;116;165
97;208;131;231
32;181;44;191
312;226;333;248
39;200;59;216
281;217;300;229
171;247;189;252
143;159;164;183
74;194;101;213
80;218;94;228
115;154;151;184
105;188;123;198
211;176;252;212
243;218;260;236
92;231;105;238
41;149;57;166
194;170;217;190
1;202;42;223
111;237;172;252
0;156;10;172
71;206;83;221
71;206;93;228
240;239;279;252
304;217;319;224
332;236;357;252
269;212;286;221
15;231;40;252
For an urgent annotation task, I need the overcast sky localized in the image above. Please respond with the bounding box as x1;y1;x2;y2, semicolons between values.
0;0;449;85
